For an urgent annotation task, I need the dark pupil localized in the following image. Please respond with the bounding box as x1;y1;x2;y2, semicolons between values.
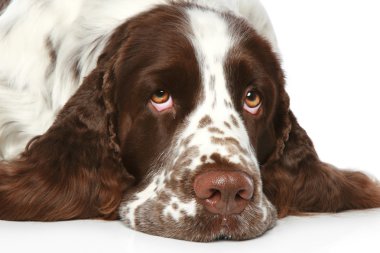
247;91;256;101
155;90;166;97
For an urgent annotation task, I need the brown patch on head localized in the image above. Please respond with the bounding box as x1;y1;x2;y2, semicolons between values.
198;115;212;128
113;4;202;182
223;12;286;165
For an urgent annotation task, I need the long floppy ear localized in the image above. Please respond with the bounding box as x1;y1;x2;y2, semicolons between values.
0;49;134;221
262;95;380;217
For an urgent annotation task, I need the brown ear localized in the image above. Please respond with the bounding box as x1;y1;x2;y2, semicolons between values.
0;55;134;221
262;109;380;218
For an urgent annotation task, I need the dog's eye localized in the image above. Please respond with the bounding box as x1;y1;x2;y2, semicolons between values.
244;89;262;115
150;90;173;112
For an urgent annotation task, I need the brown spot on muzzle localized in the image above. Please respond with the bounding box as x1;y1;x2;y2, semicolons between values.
210;136;249;156
230;115;239;128
208;127;224;135
198;115;212;128
224;121;231;129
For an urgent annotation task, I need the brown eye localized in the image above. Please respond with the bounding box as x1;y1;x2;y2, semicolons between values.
243;89;262;115
150;90;173;112
151;90;170;104
245;90;261;108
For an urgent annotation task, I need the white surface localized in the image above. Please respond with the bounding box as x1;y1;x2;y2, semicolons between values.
2;0;380;252
1;209;380;253
265;0;380;179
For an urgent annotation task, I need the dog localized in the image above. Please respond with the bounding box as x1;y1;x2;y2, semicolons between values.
0;0;379;242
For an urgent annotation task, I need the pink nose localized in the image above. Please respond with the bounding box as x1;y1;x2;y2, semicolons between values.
193;171;254;215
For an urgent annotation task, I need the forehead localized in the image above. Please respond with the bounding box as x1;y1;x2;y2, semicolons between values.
186;7;233;64
115;3;277;114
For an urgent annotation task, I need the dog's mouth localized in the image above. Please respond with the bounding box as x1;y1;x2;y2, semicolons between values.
211;216;241;241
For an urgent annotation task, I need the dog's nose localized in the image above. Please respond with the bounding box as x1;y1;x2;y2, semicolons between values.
193;171;254;215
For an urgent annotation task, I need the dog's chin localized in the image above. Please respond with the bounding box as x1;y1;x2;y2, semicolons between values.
124;202;277;242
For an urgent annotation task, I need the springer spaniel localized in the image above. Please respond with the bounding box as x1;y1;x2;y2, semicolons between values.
0;0;379;242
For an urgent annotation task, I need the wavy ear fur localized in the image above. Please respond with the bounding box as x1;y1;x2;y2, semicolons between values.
262;109;380;217
0;48;134;221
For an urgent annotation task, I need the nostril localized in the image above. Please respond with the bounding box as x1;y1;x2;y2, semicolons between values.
237;188;253;200
205;190;221;205
235;191;245;201
205;189;221;202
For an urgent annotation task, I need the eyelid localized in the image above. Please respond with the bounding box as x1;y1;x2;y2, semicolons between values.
243;102;261;115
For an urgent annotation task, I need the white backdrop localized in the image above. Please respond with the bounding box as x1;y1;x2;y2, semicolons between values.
1;1;380;252
264;0;380;179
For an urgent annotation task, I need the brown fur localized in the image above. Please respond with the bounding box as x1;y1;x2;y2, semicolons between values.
0;23;136;219
262;112;380;217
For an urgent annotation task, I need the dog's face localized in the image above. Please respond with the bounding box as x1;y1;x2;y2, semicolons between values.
109;4;285;241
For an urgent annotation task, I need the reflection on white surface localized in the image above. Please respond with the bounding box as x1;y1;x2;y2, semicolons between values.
1;209;379;253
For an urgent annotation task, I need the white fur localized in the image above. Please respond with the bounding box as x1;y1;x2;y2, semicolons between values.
120;170;167;228
179;7;259;171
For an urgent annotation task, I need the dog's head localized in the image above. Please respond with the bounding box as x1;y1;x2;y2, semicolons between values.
104;4;287;241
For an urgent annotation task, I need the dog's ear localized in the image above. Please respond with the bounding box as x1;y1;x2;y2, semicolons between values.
0;32;134;221
262;95;380;217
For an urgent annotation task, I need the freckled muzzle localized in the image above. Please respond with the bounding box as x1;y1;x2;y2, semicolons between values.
119;121;278;242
